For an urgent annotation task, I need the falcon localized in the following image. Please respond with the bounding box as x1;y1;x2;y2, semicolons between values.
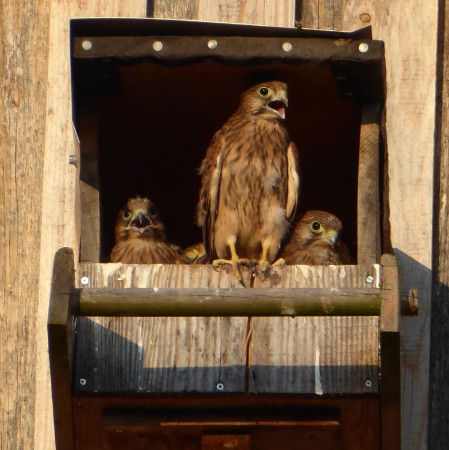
110;196;185;264
196;81;300;280
280;210;353;265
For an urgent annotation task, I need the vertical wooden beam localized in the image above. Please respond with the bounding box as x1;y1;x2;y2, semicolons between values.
358;103;381;265
380;254;401;450
300;0;343;30
341;2;437;449
0;1;50;449
429;1;449;448
36;2;148;449
48;248;76;450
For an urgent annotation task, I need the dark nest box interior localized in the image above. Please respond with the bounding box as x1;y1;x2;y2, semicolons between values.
71;19;385;264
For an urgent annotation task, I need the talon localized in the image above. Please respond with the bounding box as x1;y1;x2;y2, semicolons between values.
272;257;286;267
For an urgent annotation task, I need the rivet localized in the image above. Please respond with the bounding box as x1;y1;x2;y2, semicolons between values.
282;42;293;52
68;154;78;166
80;276;89;286
216;383;224;391
208;39;218;49
365;379;372;388
366;275;374;284
359;42;369;53
152;41;163;52
79;378;87;386
82;40;92;51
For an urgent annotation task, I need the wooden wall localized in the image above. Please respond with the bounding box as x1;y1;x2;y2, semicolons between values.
0;1;438;449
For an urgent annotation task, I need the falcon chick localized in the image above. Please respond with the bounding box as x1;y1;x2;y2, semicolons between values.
110;196;185;264
280;210;353;265
197;81;300;280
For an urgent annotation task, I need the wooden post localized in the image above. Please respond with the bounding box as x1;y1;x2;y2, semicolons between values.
48;248;76;450
429;0;449;447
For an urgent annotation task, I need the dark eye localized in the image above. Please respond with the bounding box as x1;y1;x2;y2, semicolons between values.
311;221;323;233
148;206;158;218
122;209;131;220
259;87;270;97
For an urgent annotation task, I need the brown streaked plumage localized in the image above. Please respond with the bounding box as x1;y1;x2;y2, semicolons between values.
196;81;300;277
280;210;353;265
110;196;185;264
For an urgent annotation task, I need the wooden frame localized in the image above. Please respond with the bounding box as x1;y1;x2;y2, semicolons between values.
71;18;384;265
48;248;403;448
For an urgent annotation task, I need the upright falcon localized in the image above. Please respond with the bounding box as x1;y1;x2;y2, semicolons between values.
196;81;300;277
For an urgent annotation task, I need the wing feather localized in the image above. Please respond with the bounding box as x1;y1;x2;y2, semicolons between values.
286;141;300;220
197;133;226;259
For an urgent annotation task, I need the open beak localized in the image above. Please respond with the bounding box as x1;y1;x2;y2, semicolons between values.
130;210;152;233
268;92;288;119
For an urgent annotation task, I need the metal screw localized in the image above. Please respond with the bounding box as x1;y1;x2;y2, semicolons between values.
80;276;89;286
82;40;92;51
79;378;87;386
216;383;224;391
359;42;369;53
365;379;372;388
152;41;163;52
282;42;293;52
208;39;218;49
366;275;374;284
68;154;78;166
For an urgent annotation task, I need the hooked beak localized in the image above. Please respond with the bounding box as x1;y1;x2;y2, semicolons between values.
130;209;152;233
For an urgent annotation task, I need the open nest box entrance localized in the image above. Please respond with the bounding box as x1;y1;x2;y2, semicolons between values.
71;19;386;265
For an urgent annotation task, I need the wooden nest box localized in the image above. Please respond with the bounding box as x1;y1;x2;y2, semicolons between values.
47;18;409;450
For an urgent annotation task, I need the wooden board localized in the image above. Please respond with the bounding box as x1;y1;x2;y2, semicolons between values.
35;2;148;449
0;2;50;449
74;263;380;395
338;2;436;449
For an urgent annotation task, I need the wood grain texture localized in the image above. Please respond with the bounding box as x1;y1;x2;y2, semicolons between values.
153;0;296;25
74;262;380;395
340;2;437;449
429;0;449;447
35;2;147;448
358;103;381;266
0;1;50;449
300;0;343;30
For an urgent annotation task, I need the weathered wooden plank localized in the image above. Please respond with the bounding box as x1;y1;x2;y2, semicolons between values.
74;316;248;393
429;0;449;447
358;103;381;266
300;0;343;30
72;287;381;317
341;2;436;449
0;1;50;449
249;316;379;394
47;248;76;450
79;262;380;289
36;2;148;448
194;0;296;27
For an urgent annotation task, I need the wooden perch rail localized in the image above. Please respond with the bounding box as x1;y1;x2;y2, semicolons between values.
71;287;381;317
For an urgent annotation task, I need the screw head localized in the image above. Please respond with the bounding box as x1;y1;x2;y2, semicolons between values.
208;39;218;49
365;379;372;388
82;40;92;51
79;378;87;386
366;275;374;284
152;41;163;52
80;276;89;286
216;383;224;391
359;42;369;53
282;42;293;52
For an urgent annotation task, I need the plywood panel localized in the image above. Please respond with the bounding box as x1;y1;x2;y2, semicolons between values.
36;2;148;448
0;2;50;449
340;2;437;449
